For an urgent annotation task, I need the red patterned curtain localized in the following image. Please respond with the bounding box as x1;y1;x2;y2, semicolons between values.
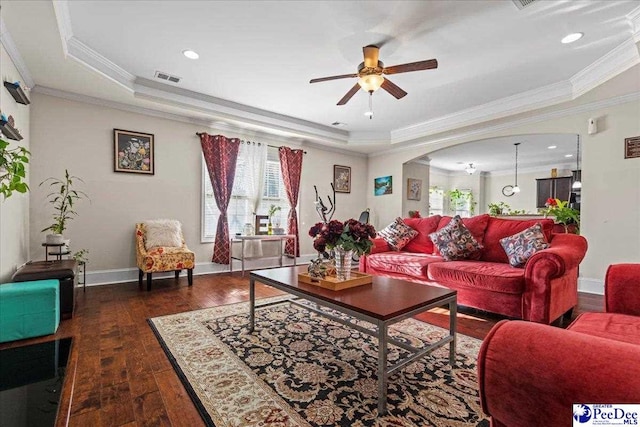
200;133;241;264
279;146;304;257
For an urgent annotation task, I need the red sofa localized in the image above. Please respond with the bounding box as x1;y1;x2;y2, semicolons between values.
477;264;640;427
360;214;588;324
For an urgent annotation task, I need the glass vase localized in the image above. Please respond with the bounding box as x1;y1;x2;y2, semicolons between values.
334;246;353;281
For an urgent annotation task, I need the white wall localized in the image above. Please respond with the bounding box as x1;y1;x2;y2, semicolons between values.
368;94;640;292
0;43;30;281
29;93;367;283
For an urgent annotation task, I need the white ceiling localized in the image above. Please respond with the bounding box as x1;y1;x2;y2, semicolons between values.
1;0;639;163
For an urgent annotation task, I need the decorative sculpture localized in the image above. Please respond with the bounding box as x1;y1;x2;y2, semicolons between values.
314;183;336;223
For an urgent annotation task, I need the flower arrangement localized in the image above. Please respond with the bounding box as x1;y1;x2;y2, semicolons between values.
544;198;580;232
408;210;421;218
309;219;376;256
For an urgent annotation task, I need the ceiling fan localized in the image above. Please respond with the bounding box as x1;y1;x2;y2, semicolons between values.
309;45;438;106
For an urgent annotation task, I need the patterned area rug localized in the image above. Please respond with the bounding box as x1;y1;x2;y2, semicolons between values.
149;297;488;426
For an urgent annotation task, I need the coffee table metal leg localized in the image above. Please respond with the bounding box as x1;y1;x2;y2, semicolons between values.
449;298;457;366
249;277;255;332
377;321;388;415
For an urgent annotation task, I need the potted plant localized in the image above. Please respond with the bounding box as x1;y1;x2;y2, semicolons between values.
488;202;510;216
0;137;30;199
40;169;89;248
544;198;580;233
267;204;281;235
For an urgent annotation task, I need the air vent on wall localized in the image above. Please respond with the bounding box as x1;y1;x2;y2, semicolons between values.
512;0;539;10
154;71;181;83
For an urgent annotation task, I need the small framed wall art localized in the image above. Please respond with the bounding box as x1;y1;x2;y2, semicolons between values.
334;165;351;193
374;176;392;196
624;136;640;159
407;178;422;201
114;129;154;174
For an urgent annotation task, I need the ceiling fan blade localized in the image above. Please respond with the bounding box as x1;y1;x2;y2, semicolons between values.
363;45;379;68
310;73;358;84
383;59;438;75
381;78;407;99
337;83;361;105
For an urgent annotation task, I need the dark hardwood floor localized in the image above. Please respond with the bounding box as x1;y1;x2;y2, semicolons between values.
0;273;603;427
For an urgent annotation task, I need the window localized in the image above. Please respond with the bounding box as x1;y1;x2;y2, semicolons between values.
202;146;289;242
450;189;474;218
429;187;444;216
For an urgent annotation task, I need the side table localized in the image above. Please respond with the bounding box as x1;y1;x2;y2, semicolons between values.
230;234;297;276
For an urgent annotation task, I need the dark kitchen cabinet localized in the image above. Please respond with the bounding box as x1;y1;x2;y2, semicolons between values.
536;176;572;208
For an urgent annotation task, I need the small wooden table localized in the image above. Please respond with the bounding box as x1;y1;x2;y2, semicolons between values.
230;234;296;276
249;266;457;415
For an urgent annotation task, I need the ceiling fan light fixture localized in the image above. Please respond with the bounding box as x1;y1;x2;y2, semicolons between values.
358;74;384;92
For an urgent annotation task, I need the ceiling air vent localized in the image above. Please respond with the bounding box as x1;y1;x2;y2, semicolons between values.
154;71;181;84
512;0;539;10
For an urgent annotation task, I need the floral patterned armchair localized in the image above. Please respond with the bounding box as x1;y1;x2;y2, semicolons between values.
135;222;195;291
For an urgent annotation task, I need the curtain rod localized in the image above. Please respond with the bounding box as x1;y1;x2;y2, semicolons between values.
196;132;306;154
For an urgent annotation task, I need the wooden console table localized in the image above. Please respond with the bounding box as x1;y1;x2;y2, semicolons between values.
230;235;296;276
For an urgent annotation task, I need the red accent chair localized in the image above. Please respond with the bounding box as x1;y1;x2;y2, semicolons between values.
477;264;640;427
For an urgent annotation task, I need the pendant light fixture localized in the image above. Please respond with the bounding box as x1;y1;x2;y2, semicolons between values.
465;163;477;175
512;142;521;193
572;135;582;189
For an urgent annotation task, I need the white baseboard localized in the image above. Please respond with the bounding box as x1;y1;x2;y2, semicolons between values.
83;254;317;287
578;277;604;295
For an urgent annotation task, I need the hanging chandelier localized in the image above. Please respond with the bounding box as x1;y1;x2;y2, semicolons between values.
572;135;582;189
501;142;522;197
465;163;477;175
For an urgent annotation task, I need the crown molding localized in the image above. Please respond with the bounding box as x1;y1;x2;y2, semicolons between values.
487;163;574;177
31;85;366;158
67;37;135;91
628;6;640;43
40;1;640;150
52;0;72;57
370;91;640;158
391;80;573;143
0;17;35;88
571;38;640;98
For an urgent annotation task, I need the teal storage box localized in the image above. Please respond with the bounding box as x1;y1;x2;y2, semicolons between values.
0;280;60;343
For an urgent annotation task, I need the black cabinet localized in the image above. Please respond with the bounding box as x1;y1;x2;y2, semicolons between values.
536;176;572;208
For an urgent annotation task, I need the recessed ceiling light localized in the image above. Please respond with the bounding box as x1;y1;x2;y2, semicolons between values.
565;154;573;158
561;33;583;44
182;50;199;59
548;145;557;149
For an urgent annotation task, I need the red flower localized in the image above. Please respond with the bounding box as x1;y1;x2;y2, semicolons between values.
546;198;557;206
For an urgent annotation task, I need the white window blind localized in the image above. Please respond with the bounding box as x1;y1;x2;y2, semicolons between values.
202;146;290;242
429;187;444;216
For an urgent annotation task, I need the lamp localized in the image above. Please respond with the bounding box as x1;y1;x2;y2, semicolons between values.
572;135;582;189
465;163;477;175
512;142;521;193
358;74;384;92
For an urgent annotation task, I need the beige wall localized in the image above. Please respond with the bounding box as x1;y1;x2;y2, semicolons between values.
29;93;367;282
0;44;30;281
369;95;640;292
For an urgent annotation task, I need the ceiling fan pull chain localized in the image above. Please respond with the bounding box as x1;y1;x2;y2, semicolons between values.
368;92;374;120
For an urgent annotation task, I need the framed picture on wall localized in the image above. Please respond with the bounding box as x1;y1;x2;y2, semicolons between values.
374;176;392;196
407;178;422;200
334;165;351;193
114;129;154;175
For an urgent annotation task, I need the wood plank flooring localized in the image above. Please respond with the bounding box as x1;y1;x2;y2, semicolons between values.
0;273;603;427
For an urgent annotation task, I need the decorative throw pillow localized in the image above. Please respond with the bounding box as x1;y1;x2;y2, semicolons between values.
499;223;550;268
429;215;483;261
144;219;183;250
377;217;419;251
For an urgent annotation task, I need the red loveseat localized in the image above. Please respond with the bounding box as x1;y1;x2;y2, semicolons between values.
359;214;588;324
477;264;640;427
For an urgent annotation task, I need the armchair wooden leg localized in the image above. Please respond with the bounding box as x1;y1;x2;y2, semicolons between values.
175;270;180;279
138;269;143;288
188;269;193;286
147;273;152;291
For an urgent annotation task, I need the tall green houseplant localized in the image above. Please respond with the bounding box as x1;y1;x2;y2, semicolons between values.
40;169;89;242
0;137;30;199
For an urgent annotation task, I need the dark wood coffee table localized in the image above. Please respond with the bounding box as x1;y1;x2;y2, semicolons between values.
249;266;457;415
